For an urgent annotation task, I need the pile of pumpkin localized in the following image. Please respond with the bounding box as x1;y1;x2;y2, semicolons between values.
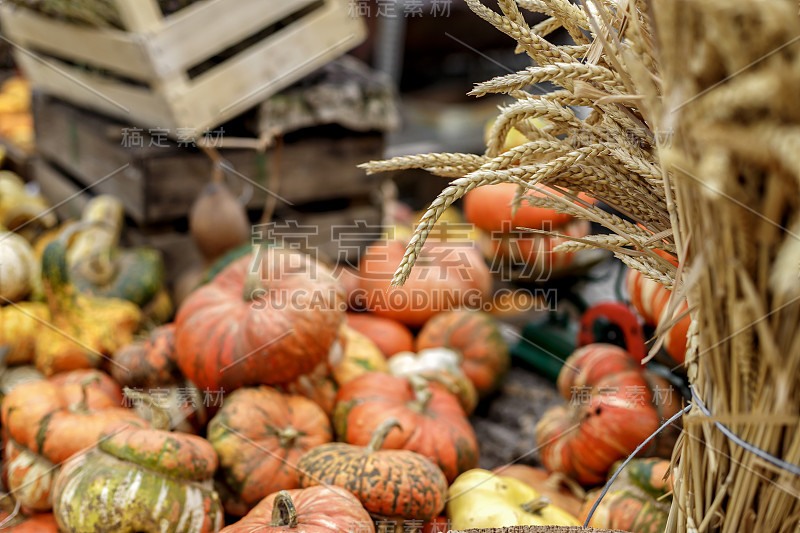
0;76;33;154
0;186;687;532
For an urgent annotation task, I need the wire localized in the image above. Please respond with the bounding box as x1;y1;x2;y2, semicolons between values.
582;403;692;527
690;387;800;477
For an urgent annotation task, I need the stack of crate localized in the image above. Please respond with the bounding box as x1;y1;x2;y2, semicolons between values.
0;0;394;283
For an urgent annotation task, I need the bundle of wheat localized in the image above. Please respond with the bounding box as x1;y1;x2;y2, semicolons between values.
361;0;800;531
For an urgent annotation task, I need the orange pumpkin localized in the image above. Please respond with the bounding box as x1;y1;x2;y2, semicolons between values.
464;183;576;233
537;344;681;486
110;323;180;388
1;372;145;511
333;372;478;482
626;267;689;364
416;309;510;397
333;265;365;311
175;247;346;392
346;312;415;357
207;386;333;515
357;240;491;328
220;487;374;533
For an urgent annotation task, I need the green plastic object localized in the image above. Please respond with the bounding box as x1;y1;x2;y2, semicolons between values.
511;311;578;382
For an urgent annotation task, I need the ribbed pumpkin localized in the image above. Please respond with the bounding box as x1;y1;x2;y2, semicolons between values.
580;459;672;533
536;344;680;486
333;372;478;482
207;386;333;515
0;229;37;303
481;218;591;278
463;183;576;233
1;372;145;511
175;246;346;392
345;312;415;357
52;411;224;533
35;237;141;376
626;267;689;364
297;418;448;520
416;309;510;397
0;301;47;365
555;343;681;458
47;368;124;405
110;323;180;388
357;240;491;328
220;486;374;533
387;348;478;414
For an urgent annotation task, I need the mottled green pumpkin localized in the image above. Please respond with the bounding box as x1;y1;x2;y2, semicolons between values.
52;424;224;533
296;418;447;521
579;458;673;533
1;373;144;511
71;247;165;308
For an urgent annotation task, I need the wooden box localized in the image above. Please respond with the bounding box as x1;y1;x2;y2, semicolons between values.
32;94;385;226
0;0;366;134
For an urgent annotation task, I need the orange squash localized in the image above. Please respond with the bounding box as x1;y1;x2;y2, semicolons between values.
346;312;415;357
333;372;478;482
357;240;491;328
207;386;333;515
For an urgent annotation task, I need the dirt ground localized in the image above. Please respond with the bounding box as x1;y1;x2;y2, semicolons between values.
470;364;565;470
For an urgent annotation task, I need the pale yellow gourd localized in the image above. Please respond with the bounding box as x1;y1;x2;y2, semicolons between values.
446;469;580;529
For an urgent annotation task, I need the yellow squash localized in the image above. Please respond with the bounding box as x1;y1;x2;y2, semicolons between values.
446;469;580;529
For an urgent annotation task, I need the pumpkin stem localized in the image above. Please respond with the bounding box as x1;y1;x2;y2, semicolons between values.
269;490;299;528
367;417;402;452
242;243;263;301
408;375;433;413
545;471;587;500
71;374;101;414
123;387;171;431
277;426;300;448
521;495;552;514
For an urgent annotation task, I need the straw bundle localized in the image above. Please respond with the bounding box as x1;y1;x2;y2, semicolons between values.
653;1;800;531
360;0;800;530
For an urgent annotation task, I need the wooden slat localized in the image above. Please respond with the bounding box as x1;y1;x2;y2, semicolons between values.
13;52;177;129
173;0;366;131
0;5;155;80
32;159;91;221
32;96;147;223
32;95;382;225
113;0;164;32
150;0;318;76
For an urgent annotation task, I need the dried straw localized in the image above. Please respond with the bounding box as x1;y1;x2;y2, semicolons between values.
359;0;800;530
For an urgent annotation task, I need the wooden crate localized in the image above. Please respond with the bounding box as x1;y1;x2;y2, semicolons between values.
33;157;383;280
32;95;385;226
0;0;366;134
